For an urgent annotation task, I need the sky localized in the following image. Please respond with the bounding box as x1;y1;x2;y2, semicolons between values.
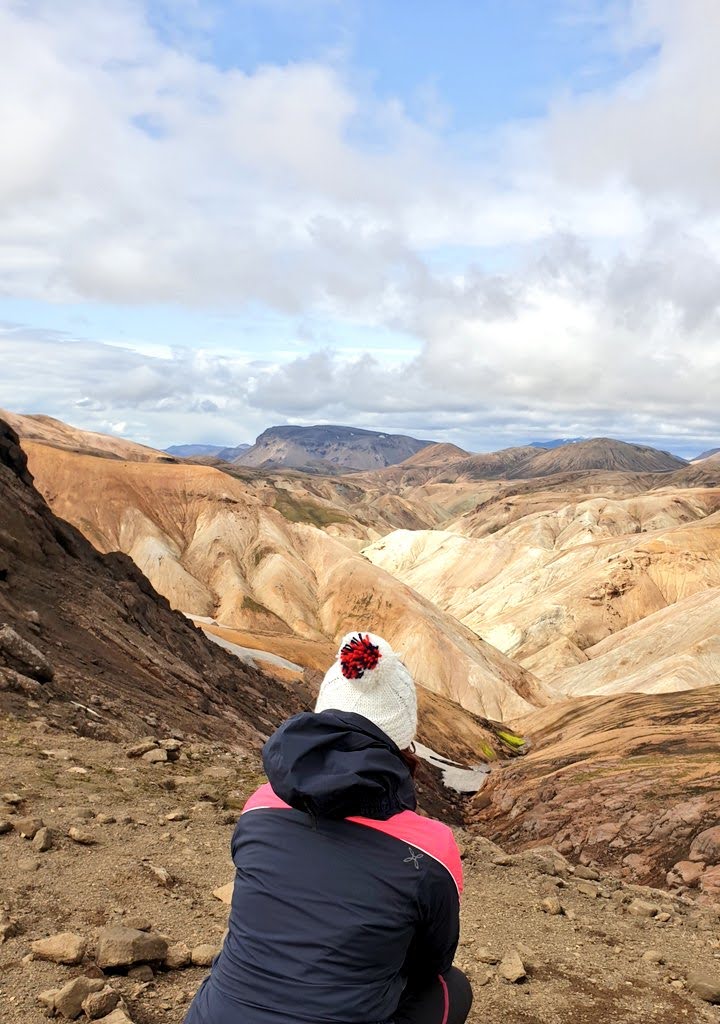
1;0;719;456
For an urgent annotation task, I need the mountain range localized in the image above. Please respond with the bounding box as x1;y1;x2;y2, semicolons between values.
3;407;720;893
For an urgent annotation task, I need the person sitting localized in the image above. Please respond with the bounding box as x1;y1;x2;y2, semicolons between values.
184;631;473;1024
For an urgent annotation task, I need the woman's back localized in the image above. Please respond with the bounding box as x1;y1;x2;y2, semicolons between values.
184;711;461;1024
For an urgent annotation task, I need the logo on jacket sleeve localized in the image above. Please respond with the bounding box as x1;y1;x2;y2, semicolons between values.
403;846;424;870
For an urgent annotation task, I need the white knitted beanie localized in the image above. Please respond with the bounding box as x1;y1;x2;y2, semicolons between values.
315;632;417;750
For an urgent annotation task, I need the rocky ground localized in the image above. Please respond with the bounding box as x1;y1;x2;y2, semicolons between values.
2;719;719;1024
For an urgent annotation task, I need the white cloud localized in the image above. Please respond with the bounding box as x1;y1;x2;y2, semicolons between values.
1;0;720;453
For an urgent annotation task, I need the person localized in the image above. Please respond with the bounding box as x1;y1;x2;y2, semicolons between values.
184;631;473;1024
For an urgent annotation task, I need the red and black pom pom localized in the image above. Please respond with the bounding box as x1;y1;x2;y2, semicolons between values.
340;634;381;679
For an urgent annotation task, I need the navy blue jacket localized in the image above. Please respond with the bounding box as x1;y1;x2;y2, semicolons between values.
184;711;462;1024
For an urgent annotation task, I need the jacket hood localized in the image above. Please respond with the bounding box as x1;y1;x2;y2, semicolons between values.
262;710;417;820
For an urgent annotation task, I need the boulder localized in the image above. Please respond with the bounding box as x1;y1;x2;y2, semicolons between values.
31;932;86;965
699;865;720;899
96;926;168;969
667;859;705;888
690;826;720;865
0;623;54;681
0;666;41;694
126;740;158;759
53;976;105;1019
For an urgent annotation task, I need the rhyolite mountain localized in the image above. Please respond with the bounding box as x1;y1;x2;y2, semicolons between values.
234;424;435;473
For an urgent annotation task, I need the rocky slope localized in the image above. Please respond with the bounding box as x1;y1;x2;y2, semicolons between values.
2;719;720;1024
19;441;547;721
236;424;433;473
469;687;720;895
0;419;308;746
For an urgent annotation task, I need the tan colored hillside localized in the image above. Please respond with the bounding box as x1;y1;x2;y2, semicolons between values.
0;408;170;463
555;587;720;696
21;441;549;721
364;492;720;680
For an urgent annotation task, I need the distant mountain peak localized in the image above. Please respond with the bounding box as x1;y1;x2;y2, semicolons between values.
235;424;435;473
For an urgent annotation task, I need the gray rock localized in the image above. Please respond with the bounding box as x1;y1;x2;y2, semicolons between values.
32;826;53;852
53;976;105;1019
82;987;120;1020
31;932;86;965
0;624;54;681
688;972;720;1003
498;950;526;983
96;926;168;969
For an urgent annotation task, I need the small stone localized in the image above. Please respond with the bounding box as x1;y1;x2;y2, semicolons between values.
82;988;120;1020
656;912;672;923
53;976;105;1019
165;809;188;822
142;748;168;764
0;916;19;942
145;862;174;887
212;882;234;905
574;865;601;881
18;856;41;871
577;881;599;898
688;972;720;1003
31;932;86;965
68;826;97;845
541;896;564;916
96;927;168;969
14;816;44;839
123;916;153;932
127;741;158;758
96;813;117;825
191;943;221;967
476;946;501;964
628;899;659;918
475;969;493;986
98;1009;134;1024
32;826;53;852
164;942;192;969
498;950;526;983
67;767;89;775
37;988;60;1011
0;819;12;834
642;950;665;964
491;854;512;866
128;964;154;982
2;791;23;805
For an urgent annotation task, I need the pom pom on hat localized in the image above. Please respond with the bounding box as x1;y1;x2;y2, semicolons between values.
315;631;417;750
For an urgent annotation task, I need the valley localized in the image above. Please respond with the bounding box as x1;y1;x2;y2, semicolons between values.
2;410;720;1024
